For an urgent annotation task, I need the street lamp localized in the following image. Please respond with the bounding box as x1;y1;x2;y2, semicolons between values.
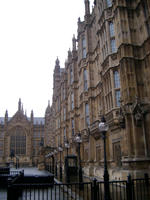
54;150;58;178
58;145;63;181
51;152;54;174
10;149;15;167
99;116;110;200
64;140;70;183
75;133;83;184
64;140;70;157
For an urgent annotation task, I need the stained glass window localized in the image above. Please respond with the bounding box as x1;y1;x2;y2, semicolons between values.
10;127;26;155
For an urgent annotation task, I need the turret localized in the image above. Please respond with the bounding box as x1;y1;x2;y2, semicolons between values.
18;98;21;111
72;34;76;51
84;0;91;24
55;57;60;69
53;58;61;99
30;110;34;124
5;110;8;124
68;48;72;63
84;0;90;16
45;101;51;125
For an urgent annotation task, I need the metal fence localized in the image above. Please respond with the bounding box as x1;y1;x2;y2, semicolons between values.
0;174;149;200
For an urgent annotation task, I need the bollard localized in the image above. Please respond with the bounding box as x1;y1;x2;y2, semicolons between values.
7;177;13;200
126;174;133;200
92;178;98;200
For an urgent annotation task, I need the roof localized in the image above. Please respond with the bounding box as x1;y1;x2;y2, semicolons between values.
0;117;45;125
33;117;45;125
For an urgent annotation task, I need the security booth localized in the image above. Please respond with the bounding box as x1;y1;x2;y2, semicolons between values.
65;155;78;183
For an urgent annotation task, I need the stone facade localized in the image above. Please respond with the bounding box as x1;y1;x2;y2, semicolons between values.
0;99;44;167
46;0;150;180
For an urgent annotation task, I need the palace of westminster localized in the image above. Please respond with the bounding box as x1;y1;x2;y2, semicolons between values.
0;0;150;180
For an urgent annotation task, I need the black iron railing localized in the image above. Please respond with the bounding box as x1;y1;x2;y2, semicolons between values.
0;173;149;200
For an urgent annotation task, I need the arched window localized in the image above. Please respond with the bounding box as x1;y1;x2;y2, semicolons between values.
85;103;90;126
10;126;26;155
71;92;74;110
84;69;88;91
114;70;120;88
82;37;86;58
70;66;73;84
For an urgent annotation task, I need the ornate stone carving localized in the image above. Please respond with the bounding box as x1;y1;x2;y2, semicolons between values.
132;97;144;127
81;128;90;142
116;101;126;129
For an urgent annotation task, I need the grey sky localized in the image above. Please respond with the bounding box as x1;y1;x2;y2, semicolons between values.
0;0;94;117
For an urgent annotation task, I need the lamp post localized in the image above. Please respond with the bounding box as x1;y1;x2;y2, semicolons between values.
16;156;19;169
75;133;83;184
99;116;110;200
58;145;63;181
10;149;15;167
64;140;70;157
64;140;70;183
54;150;58;178
51;152;54;174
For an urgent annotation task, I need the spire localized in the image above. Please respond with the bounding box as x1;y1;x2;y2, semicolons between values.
72;34;76;51
48;100;50;106
18;98;21;111
5;110;8;124
55;57;60;67
84;0;90;16
78;17;81;23
30;110;34;123
45;100;51;116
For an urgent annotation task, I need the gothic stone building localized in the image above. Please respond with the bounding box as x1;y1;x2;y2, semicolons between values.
46;0;150;180
0;99;44;167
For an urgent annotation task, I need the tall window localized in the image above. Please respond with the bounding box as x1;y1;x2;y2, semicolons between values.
115;90;121;107
82;37;86;58
85;103;90;126
33;140;39;156
114;70;121;107
109;22;115;37
70;66;73;84
111;39;116;53
71;92;74;110
10;127;26;155
109;22;116;53
84;69;88;91
114;70;120;88
64;127;66;141
0;141;3;156
106;0;112;7
71;119;74;136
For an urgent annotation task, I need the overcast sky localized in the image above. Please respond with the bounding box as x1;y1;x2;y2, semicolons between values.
0;0;94;117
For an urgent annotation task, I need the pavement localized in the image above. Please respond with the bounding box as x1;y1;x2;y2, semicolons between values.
10;167;52;176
